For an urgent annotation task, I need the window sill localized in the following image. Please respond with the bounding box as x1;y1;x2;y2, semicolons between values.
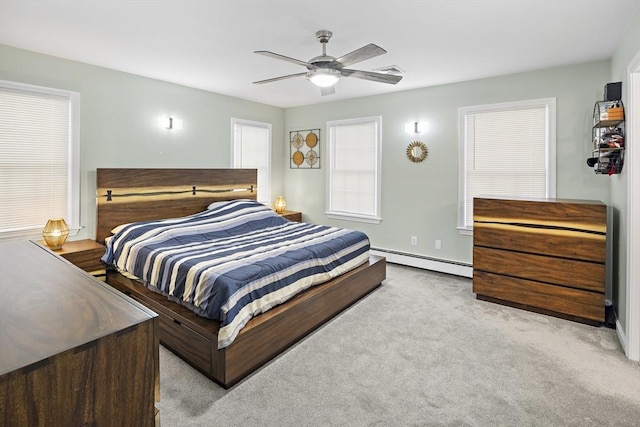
326;212;381;225
457;226;473;236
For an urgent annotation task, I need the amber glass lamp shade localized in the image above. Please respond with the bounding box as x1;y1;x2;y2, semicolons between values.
274;196;287;214
42;218;69;250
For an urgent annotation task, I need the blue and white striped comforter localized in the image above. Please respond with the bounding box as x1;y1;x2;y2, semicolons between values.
102;199;370;349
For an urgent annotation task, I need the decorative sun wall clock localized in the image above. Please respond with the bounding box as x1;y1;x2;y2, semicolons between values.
290;129;320;169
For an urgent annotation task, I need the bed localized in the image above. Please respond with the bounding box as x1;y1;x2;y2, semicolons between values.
97;168;386;388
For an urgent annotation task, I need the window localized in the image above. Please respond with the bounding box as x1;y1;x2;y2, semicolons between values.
0;80;80;241
458;98;556;233
231;118;271;204
326;116;382;224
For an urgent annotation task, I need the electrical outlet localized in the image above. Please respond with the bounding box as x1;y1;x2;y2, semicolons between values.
435;239;442;249
411;236;418;246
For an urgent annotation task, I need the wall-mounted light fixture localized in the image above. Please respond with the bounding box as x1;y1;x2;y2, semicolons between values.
160;116;183;130
404;121;427;133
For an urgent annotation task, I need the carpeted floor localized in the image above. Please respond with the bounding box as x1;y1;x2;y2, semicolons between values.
157;263;640;426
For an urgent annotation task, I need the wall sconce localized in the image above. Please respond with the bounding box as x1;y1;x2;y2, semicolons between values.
42;218;69;250
274;196;287;214
160;116;183;130
404;121;427;133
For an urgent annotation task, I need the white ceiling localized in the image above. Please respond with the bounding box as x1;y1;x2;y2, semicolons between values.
1;0;638;108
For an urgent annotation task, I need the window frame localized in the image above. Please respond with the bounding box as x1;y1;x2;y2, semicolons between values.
325;115;382;224
0;80;80;241
457;97;556;234
230;117;272;205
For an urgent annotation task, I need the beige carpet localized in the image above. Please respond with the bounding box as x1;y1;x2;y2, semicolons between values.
157;263;640;426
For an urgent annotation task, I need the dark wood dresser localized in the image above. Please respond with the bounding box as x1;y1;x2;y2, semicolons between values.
472;197;607;325
0;240;159;426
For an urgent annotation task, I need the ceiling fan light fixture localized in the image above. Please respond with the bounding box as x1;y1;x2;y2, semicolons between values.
307;69;340;87
255;30;401;95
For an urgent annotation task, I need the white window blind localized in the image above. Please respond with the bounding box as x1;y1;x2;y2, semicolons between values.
458;98;556;232
0;81;79;239
231;118;271;204
327;116;382;223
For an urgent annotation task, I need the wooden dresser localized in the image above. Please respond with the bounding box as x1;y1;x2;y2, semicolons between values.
0;241;159;426
472;197;606;324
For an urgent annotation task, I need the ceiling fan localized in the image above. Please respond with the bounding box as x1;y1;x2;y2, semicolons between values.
253;30;402;96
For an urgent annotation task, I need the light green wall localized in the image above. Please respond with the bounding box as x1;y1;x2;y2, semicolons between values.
609;8;640;334
284;61;611;265
1;33;633;331
0;44;285;241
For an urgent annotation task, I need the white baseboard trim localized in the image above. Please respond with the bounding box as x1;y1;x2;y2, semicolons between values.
371;248;473;278
616;319;630;357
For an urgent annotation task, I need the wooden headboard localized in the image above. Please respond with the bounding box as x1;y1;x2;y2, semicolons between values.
96;168;257;243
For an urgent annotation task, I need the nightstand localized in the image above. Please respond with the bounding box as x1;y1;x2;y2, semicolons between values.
38;239;106;277
279;210;302;222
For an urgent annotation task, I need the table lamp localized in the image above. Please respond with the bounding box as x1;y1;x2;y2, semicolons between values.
42;218;69;250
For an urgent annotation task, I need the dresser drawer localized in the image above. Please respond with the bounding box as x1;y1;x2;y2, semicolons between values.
473;271;604;322
473;246;605;293
473;223;606;263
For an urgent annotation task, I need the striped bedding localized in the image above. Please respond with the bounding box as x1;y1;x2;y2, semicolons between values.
102;199;370;349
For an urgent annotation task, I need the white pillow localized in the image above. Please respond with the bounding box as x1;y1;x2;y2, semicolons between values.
110;222;132;235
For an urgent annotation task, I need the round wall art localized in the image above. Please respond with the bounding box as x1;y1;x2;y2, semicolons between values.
406;141;428;163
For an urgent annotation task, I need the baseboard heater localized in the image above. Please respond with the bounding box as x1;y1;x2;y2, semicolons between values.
370;247;472;278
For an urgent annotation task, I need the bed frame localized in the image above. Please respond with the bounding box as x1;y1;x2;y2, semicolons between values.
96;168;386;388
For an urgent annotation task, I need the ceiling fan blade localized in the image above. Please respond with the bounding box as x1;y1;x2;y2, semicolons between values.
327;44;387;68
320;86;335;96
340;69;402;84
254;51;315;69
253;72;307;84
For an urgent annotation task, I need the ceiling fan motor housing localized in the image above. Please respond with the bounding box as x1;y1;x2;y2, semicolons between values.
316;30;333;44
308;55;336;68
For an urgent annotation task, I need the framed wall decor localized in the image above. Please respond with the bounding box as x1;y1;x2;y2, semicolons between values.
290;129;320;169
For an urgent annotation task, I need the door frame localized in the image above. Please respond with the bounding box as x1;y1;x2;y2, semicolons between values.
623;49;639;361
